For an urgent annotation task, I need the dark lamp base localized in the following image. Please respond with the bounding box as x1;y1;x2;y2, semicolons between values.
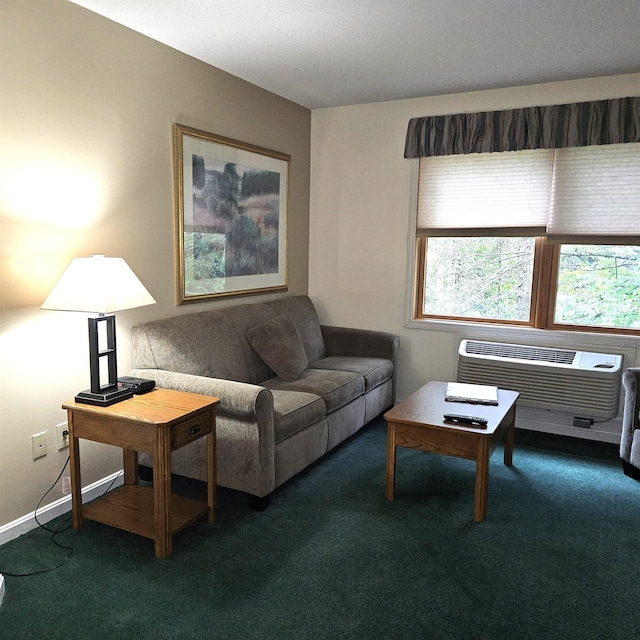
75;385;134;407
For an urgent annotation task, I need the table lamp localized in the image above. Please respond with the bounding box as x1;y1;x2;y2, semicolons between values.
41;255;156;406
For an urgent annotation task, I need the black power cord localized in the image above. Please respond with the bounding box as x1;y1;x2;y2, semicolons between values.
1;452;124;578
0;456;74;577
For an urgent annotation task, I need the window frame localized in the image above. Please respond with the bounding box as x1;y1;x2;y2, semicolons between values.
414;236;640;337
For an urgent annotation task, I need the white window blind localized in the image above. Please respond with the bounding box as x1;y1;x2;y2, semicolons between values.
417;149;553;237
548;143;640;243
417;143;640;243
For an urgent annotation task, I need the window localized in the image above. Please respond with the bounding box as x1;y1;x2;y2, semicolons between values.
554;244;640;329
420;236;538;324
415;143;640;334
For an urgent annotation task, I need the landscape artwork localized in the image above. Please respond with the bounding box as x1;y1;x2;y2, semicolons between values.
174;124;289;303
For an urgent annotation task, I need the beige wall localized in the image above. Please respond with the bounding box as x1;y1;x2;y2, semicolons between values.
0;0;311;527
309;73;640;407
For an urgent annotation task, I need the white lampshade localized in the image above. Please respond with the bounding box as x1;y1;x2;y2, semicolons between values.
41;255;156;313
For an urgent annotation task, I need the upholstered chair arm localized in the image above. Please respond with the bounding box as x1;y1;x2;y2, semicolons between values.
620;368;640;461
320;325;399;362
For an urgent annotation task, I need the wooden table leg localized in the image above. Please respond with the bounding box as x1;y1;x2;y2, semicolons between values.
503;407;515;467
474;438;490;522
386;422;397;500
154;426;172;558
207;410;216;523
67;412;83;530
123;449;138;485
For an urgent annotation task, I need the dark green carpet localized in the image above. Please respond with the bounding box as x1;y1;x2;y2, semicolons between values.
1;418;638;640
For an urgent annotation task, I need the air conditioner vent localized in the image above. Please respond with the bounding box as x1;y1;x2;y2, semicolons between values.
458;339;622;419
465;341;576;365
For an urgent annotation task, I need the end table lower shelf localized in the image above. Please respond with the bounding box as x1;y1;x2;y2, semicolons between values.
82;485;210;540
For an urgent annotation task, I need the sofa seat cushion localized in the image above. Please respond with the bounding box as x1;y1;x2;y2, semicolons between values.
308;356;393;393
262;369;364;414
247;315;308;381
271;390;326;444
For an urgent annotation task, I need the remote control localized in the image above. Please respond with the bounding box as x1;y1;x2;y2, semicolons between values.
443;413;488;428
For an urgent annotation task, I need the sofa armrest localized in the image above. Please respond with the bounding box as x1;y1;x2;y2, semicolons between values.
621;368;640;460
130;368;272;421
320;325;399;363
131;368;275;497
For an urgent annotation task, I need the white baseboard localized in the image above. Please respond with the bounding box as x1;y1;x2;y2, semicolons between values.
0;470;124;547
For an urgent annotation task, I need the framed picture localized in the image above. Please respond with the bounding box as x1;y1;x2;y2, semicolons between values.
173;123;289;304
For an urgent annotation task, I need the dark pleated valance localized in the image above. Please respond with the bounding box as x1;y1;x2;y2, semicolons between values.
404;96;640;158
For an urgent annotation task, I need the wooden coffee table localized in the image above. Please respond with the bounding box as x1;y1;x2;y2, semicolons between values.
384;381;519;522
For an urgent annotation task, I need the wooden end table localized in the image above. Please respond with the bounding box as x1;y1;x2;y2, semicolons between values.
63;388;219;558
384;381;519;522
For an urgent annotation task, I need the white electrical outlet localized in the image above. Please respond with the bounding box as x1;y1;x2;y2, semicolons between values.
62;476;71;495
32;432;47;460
56;422;69;450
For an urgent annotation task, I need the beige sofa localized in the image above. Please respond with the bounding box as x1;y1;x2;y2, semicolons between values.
130;295;399;509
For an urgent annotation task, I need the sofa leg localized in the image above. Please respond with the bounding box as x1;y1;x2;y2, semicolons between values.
622;459;640;481
247;493;271;512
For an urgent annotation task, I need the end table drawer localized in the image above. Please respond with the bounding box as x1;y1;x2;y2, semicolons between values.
171;412;212;449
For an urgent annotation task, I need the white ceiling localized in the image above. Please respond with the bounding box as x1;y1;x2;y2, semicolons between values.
70;0;640;109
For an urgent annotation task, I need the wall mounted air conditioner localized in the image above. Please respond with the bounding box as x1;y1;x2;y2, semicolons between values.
457;339;623;419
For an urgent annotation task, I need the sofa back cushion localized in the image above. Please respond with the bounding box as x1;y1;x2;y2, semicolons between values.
132;295;327;384
247;315;308;381
265;296;326;364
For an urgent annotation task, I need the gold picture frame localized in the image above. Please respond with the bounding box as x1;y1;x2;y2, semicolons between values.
173;123;289;304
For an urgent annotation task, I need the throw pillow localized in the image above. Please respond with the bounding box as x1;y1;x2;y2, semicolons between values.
247;315;308;381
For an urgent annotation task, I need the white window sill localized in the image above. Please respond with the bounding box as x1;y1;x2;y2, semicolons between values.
405;317;640;353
